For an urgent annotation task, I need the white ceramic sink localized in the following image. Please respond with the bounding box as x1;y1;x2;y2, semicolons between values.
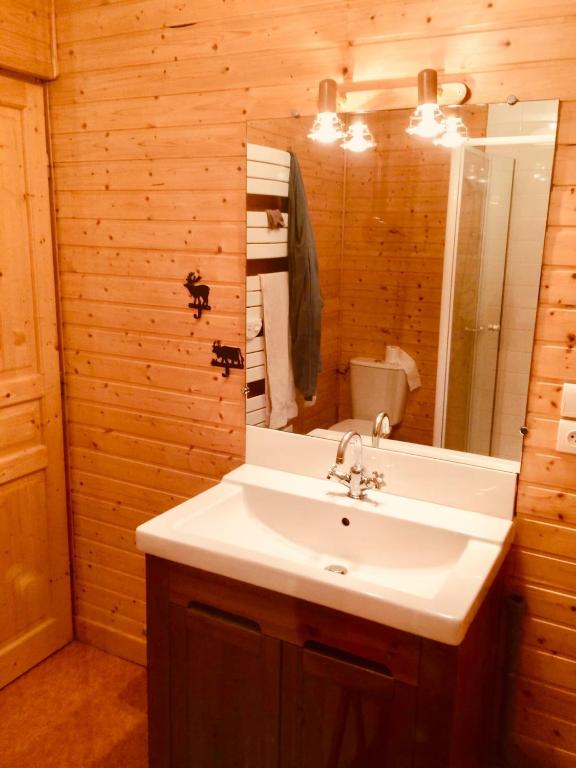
136;463;514;644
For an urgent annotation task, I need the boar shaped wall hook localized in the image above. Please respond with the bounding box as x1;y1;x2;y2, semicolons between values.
211;341;244;378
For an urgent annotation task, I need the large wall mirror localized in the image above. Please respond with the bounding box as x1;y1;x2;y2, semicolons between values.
245;99;559;465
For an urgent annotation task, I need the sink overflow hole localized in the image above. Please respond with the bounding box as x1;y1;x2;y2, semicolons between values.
325;564;348;575
341;517;350;526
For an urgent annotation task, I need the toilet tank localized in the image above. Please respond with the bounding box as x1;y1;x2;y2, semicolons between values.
350;357;409;426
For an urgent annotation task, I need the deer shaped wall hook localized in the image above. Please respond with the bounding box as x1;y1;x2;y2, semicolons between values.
183;272;211;319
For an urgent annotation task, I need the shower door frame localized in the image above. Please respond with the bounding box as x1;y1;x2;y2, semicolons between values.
434;144;471;449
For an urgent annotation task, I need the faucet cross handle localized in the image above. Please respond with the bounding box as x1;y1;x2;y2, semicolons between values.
327;465;359;496
366;470;386;490
365;470;385;490
326;464;350;484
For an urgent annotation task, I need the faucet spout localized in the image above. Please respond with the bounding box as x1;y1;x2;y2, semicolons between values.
372;412;391;448
335;430;363;467
327;430;385;499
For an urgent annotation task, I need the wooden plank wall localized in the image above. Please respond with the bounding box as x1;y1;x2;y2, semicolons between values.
0;0;55;79
248;118;344;434
48;0;576;761
507;102;576;767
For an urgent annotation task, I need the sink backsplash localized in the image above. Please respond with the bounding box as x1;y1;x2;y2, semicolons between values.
246;427;517;520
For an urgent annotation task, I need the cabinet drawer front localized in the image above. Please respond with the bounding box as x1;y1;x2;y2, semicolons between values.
301;643;394;695
169;562;421;686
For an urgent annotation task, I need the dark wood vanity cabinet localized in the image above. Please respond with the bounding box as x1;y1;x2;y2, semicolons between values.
281;643;415;768
147;556;503;768
168;602;281;767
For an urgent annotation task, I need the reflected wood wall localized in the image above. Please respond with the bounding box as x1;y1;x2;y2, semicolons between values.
49;1;576;762
337;106;486;445
338;108;449;445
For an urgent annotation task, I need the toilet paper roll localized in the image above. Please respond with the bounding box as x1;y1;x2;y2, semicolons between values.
385;346;421;391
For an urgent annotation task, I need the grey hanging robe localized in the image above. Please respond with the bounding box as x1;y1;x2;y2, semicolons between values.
287;152;324;400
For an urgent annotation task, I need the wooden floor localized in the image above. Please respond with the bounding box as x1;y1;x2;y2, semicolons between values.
0;641;147;767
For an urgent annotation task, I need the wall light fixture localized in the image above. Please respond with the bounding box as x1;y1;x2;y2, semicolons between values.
307;79;345;144
406;69;446;139
434;114;468;148
306;72;470;149
341;117;376;153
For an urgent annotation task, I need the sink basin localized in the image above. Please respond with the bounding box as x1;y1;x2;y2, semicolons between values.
136;463;514;644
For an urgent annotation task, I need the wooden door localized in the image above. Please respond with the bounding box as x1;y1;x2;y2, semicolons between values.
281;643;415;768
0;75;72;687
169;602;281;768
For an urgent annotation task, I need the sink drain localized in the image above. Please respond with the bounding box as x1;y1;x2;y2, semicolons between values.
324;564;348;575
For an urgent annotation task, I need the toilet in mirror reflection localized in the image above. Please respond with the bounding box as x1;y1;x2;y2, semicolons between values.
322;357;408;440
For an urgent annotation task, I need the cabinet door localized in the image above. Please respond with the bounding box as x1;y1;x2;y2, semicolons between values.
281;643;415;768
170;602;281;768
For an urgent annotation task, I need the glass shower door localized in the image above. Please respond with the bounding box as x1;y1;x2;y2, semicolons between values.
442;147;514;454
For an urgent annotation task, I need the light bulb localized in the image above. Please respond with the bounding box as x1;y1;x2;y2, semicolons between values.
434;115;468;147
308;112;345;144
341;120;376;152
406;102;446;139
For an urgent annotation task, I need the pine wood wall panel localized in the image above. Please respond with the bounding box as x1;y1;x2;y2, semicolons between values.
0;0;55;78
50;0;576;760
507;100;576;766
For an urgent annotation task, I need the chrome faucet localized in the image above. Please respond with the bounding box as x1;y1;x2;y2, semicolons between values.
327;430;385;499
372;411;391;448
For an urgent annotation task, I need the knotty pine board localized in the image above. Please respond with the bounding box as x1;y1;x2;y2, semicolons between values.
0;0;54;78
49;1;576;761
52;0;576;46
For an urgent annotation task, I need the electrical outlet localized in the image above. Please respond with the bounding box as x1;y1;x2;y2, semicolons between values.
556;418;576;455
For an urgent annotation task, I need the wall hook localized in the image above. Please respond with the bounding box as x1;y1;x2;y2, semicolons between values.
184;271;211;319
211;341;244;378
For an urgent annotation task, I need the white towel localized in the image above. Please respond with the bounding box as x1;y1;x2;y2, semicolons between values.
385;345;421;391
260;272;299;429
246;318;263;340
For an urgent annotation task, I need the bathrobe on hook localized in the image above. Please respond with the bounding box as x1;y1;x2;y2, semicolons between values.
287;152;324;401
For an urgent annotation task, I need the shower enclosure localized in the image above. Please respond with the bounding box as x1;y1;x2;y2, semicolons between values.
435;145;515;457
435;114;557;462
